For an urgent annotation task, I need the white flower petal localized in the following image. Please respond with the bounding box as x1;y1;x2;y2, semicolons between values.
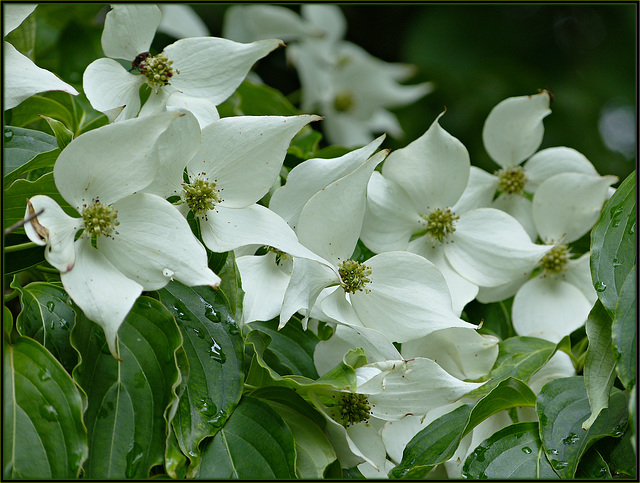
319;286;364;328
475;272;530;303
564;252;598;305
301;4;347;42
223;5;321;43
237;253;291;324
401;328;499;381
82;57;146;121
523;146;600;192
61;237;143;358
164;37;282;103
24;195;82;273
382;113;470;210
527;352;575;394
99;193;220;291
360;171;422;253
270;136;385;229
482;91;551;167
101;4;161;60
321;110;378;149
3;4;36;34
296;150;387;265
158;4;210;39
491;193;538;241
348;421;387;474
166;91;220;128
512;275;592;342
349;252;475;343
446;208;551;286
452;166;498;214
4;42;79;110
532;172;618;244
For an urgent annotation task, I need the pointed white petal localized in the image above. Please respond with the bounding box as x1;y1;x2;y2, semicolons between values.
166;91;220;128
296;150;387;265
491;193;538;241
3;4;36;34
446;208;551;286
482;91;551;167
348;421;387;474
452;166;498;214
24;195;82;273
82;57;146;120
164;37;283;103
270;136;385;228
401;328;499;380
319;286;365;328
4;42;79;110
223;5;321;42
512;275;592;342
523;146;599;192
158;4;210;39
98;193;220;291
137;87;173;119
527;352;575;394
301;4;347;41
360;171;422;253
190;115;320;208
475;272;530;304
349;252;476;343
61;238;143;358
54;111;181;210
382;113;470;210
322;111;377;148
532;172;618;244
101;4;161;60
564;252;598;305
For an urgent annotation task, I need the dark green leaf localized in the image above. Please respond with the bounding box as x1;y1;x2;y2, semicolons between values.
464;298;516;340
4;336;87;478
612;264;636;389
4;306;14;338
574;446;612;479
216;250;243;322
198;396;297;478
5;11;35;59
70;296;183;478
4;148;59;186
590;170;636;317
3;234;46;274
40;115;73;150
223;80;301;116
537;376;629;478
343;465;367;478
595;431;637;478
288;126;323;160
3;126;57;177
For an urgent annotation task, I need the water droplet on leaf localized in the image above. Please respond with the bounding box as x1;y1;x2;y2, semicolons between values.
594;281;607;292
125;442;144;478
40;404;58;422
46;301;55;312
521;446;532;454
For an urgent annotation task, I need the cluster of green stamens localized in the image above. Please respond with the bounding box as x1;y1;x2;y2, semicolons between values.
540;244;570;274
333;92;355;112
496;166;528;195
338;259;372;293
182;176;221;215
266;246;289;265
421;207;460;242
82;201;119;237
336;393;371;427
139;52;178;90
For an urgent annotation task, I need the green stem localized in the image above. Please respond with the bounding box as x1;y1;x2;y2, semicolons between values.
4;241;39;252
36;265;60;274
4;290;19;303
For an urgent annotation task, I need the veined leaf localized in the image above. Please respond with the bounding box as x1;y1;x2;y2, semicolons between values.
3;126;57;177
612;264;636;389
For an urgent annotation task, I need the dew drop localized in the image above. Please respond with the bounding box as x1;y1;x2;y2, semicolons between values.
629;222;636;235
593;281;607;292
612;258;623;267
553;461;569;470
191;327;205;340
46;301;55;312
40;404;58;422
172;302;190;321
204;303;220;323
209;340;226;363
125;442;144;478
5;130;13;139
562;433;580;445
548;448;559;456
38;368;52;382
521;446;532;454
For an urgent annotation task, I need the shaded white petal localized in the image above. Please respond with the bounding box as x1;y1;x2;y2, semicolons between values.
165;37;283;103
166;91;220;128
24;195;82;273
401;328;499;381
523;146;600;192
3;4;36;34
446;208;551;286
482;91;551;167
296;150;387;265
319;286;364;329
270;136;385;229
356;358;484;420
348;421;387;474
533;172;618;244
54;111;181;209
4;42;79;110
99;193;220;291
349;252;476;343
512;275;592;342
452;166;498;214
382;113;470;210
237;253;291;324
475;272;530;303
61;237;143;358
158;4;210;39
191;115;320;208
223;4;322;42
360;171;422;253
321;109;377;148
301;4;347;41
564;252;597;305
137;87;173;119
491;193;538;241
527;352;575;394
102;4;160;60
82;57;145;120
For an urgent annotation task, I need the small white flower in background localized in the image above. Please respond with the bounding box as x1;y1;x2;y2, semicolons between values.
83;4;282;125
3;4;79;110
24;112;220;358
157;4;210;39
360;113;552;315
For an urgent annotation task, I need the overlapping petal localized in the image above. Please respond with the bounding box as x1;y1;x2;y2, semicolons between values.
101;4;161;60
523;146;600;192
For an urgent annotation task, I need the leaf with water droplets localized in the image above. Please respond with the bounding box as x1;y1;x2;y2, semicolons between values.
3;126;57;180
4;336;87;478
612;264;637;390
574;446;612;479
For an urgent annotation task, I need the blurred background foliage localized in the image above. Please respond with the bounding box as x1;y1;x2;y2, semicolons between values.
8;3;636;183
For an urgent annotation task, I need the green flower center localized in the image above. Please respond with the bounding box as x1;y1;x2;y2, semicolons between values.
82;201;119;237
336;393;371;427
338;259;372;294
540;244;570;274
496;166;528;195
182;176;221;215
266;246;289;265
420;207;460;242
138;52;178;90
333;92;355;113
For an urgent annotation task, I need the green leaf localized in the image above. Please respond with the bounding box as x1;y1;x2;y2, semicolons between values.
252;386;337;478
574;446;612;478
215;250;243;322
595;431;637;478
70;296;183;478
4;306;14;338
222;80;301;116
461;422;559;479
389;377;537;478
5;11;35;59
464;298;516;340
537;376;629;478
465;336;556;398
40;115;74;150
612;264;637;389
3;126;58;177
3;234;46;274
4;148;59;186
4;336;87;478
198;395;297;478
590;170;636;317
288;126;323;160
11;280;78;374
157;281;244;476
